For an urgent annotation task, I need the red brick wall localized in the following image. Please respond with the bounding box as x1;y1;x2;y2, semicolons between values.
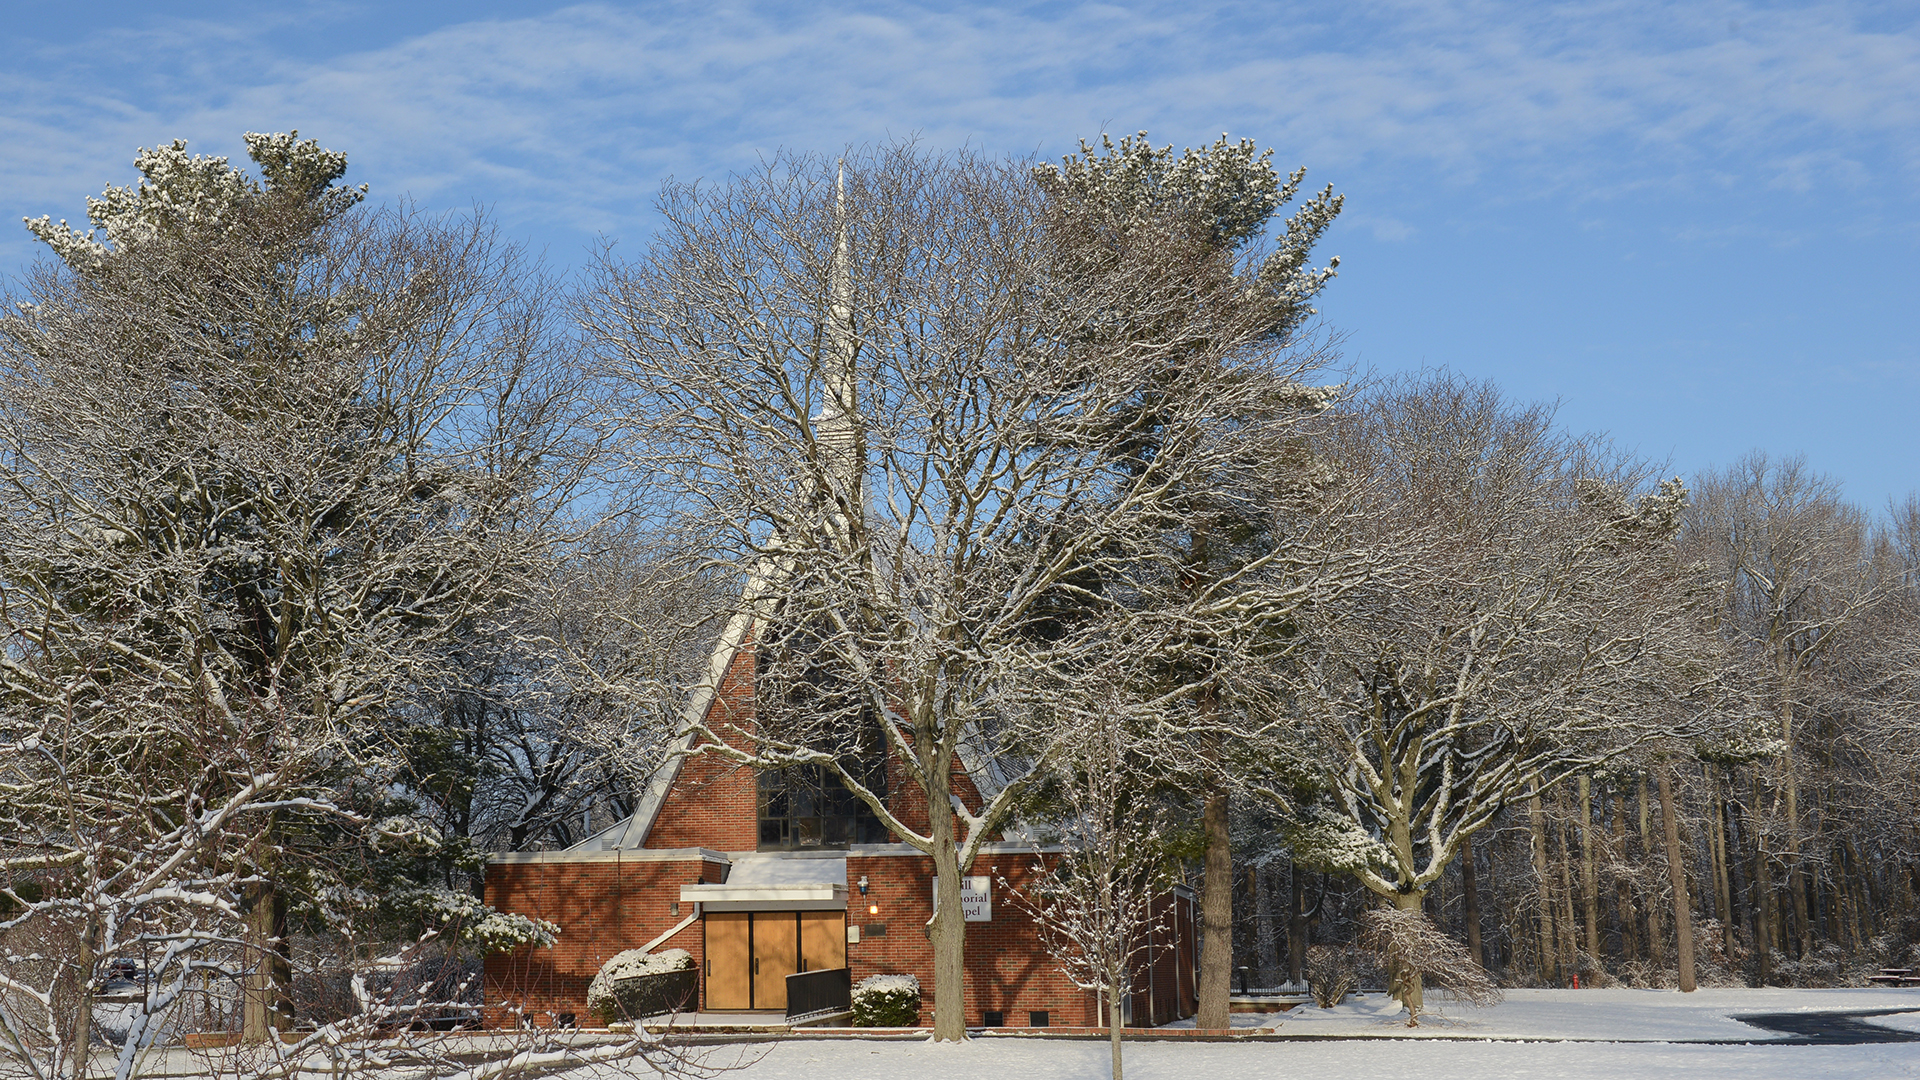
846;849;1100;1028
645;638;990;850
645;647;760;851
880;750;987;840
481;852;721;1027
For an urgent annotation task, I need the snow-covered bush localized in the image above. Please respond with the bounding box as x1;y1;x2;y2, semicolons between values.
1689;919;1748;988
389;886;561;953
586;949;695;1022
851;973;920;1027
1870;921;1920;974
1767;943;1852;988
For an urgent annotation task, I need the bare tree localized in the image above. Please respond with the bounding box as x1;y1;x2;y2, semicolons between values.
1000;689;1172;1080
1856;495;1920;810
1266;376;1725;1013
402;533;729;858
582;143;1335;1040
1655;760;1698;991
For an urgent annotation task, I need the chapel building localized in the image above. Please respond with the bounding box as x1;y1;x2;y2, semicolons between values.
478;616;1198;1029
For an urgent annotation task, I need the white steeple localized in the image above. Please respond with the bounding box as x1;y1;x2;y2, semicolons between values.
576;161;865;853
814;161;862;518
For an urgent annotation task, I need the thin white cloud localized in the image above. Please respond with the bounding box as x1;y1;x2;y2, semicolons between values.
4;0;1916;271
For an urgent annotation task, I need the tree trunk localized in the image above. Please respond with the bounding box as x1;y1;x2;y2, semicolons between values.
1712;788;1736;961
70;906;99;1080
1578;775;1600;966
927;773;969;1042
1528;784;1558;985
1657;767;1696;992
1554;794;1579;979
1847;839;1879;938
1288;863;1307;987
1252;865;1279;983
1392;890;1426;1020
1751;809;1773;985
1639;777;1666;965
1779;684;1812;960
1832;847;1857;951
1195;791;1233;1029
1705;786;1725;927
1462;840;1484;969
1107;965;1125;1080
1481;834;1501;971
1611;791;1635;962
242;879;293;1043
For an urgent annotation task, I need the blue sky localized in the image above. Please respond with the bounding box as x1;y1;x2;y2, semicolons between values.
6;1;1916;510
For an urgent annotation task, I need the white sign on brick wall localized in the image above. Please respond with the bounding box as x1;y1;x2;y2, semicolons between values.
930;876;991;921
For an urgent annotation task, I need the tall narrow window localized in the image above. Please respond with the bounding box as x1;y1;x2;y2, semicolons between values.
757;764;887;850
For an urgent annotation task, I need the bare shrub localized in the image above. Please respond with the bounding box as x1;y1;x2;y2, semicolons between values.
1358;907;1501;1024
1572;952;1616;988
1304;945;1360;1008
1617;959;1678;990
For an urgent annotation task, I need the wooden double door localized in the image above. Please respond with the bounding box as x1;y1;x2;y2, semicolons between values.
704;911;846;1011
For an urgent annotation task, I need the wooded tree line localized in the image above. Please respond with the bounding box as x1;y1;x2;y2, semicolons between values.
1;127;1915;1076
1224;469;1920;993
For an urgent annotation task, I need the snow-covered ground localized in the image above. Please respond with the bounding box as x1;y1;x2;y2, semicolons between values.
1866;1010;1920;1035
98;990;1920;1079
551;988;1920;1080
1270;986;1920;1040
678;1036;1920;1080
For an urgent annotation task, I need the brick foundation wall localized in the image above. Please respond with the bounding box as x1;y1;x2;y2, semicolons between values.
481;849;724;1027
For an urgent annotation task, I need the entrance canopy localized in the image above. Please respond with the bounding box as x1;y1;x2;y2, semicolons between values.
682;853;847;912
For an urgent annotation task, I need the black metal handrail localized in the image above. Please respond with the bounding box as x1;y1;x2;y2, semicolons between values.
785;967;852;1023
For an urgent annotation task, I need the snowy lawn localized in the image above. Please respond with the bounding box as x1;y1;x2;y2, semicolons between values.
652;1037;1920;1080
1866;1010;1920;1034
544;989;1920;1080
1269;986;1920;1040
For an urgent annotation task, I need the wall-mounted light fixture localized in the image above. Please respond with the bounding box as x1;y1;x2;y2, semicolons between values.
857;875;869;896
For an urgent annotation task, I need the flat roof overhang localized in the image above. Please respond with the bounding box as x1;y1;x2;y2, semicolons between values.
680;882;847;912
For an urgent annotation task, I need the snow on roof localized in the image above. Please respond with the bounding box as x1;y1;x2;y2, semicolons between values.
718;853;848;887
681;852;849;911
